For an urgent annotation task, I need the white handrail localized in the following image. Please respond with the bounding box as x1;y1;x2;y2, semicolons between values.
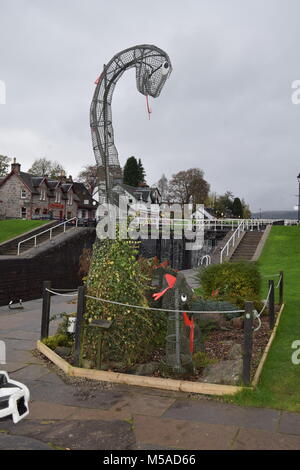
17;217;78;255
220;220;245;263
199;254;211;267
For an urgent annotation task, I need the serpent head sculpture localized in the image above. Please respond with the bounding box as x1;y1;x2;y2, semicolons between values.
90;45;172;201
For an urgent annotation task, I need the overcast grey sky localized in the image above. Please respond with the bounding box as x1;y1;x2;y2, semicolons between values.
1;0;300;212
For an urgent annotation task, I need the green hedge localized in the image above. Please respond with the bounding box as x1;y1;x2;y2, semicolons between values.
83;239;167;368
199;261;261;308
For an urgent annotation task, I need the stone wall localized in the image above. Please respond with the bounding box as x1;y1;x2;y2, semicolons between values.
0;228;96;306
0;173;31;219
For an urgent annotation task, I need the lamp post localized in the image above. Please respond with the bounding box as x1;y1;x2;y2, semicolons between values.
297;173;300;223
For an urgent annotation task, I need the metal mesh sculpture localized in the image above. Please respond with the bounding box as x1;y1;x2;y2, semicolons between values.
153;270;201;375
90;45;172;202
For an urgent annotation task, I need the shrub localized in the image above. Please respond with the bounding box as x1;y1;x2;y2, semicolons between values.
83;239;167;367
42;334;72;350
199;261;261;308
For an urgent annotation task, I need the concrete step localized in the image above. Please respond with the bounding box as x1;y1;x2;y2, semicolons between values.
229;230;264;262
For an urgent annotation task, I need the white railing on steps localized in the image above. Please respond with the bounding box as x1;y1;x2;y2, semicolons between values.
17;217;78;255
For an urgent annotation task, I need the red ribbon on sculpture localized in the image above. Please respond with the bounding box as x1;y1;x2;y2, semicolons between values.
146;94;152;120
183;312;195;354
152;274;177;301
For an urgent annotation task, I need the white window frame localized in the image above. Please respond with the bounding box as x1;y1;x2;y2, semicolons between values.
68;193;73;206
55;191;61;203
20;189;27;199
40;188;46;201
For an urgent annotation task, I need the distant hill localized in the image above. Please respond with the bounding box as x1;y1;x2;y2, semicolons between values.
252;210;297;220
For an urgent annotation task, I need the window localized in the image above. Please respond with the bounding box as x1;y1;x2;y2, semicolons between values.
21;189;26;199
40;189;46;201
55;191;61;203
68;193;73;206
20;207;27;219
84;199;89;205
35;208;40;215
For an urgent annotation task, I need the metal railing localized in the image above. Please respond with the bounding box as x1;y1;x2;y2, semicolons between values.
17;217;78;255
120;216;297;231
220;220;245;263
199;254;211;267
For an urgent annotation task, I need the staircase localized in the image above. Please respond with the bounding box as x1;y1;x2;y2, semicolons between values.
0;220;77;256
229;231;264;262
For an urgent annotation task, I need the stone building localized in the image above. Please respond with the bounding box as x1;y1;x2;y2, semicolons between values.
0;160;98;220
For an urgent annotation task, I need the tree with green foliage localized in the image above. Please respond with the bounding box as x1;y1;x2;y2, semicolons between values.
0;155;11;176
137;158;146;184
28;158;65;178
232;197;244;218
123;156;139;186
123;156;146;187
214;191;234;217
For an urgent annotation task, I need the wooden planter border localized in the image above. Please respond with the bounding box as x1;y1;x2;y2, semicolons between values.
251;303;285;387
37;304;284;396
37;340;242;396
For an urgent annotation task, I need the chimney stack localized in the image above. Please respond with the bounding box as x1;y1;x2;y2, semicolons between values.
11;158;21;174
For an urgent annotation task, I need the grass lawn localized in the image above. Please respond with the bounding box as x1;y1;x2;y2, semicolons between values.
0;219;50;244
225;226;300;412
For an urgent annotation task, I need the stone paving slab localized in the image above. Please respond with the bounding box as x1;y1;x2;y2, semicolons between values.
0;419;135;450
24;401;80;420
4;338;36;351
67;406;131;422
0;433;54;450
9;364;49;383
134;415;238;450
29;380;124;410
1;330;39;340
163;398;280;432
233;428;300;450
110;393;176;417
279;411;300;436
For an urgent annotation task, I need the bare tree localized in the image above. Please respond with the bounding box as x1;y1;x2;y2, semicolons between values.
27;158;65;178
168;168;210;205
77;164;101;196
0;155;11;176
157;174;169;201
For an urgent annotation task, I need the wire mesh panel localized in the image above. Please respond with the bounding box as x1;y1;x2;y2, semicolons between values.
160;272;199;375
90;45;172;201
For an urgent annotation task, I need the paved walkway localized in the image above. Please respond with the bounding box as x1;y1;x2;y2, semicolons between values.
0;297;300;450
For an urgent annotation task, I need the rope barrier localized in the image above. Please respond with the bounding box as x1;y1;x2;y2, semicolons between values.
261;273;280;278
275;273;282;289
46;288;78;298
85;294;245;315
45;287;245;315
253;284;273;332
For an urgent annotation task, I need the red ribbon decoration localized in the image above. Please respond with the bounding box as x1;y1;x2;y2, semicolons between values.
146;94;152;120
183;312;195;354
152;274;177;301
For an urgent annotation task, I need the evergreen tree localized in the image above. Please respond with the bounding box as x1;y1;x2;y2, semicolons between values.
137;158;146;184
123;156;141;187
232;197;244;218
